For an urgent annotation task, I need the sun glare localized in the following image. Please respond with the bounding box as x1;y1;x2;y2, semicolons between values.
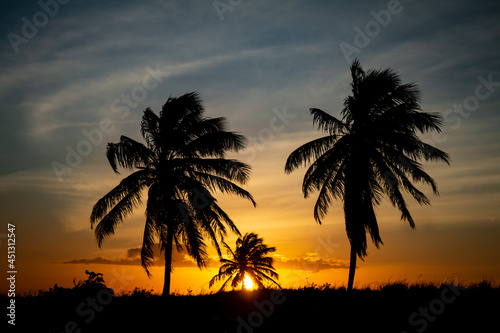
243;275;254;290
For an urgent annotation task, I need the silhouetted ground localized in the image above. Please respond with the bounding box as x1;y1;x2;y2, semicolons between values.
5;281;499;332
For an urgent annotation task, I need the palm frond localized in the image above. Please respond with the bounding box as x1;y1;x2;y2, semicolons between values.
312;162;346;224
178;158;252;184
141;108;161;151
183;131;247;158
180;215;208;268
301;136;350;198
190;172;256;206
93;186;143;247
284;135;337;173
141;216;157;278
310;108;349;135
90;169;149;227
106;136;153;174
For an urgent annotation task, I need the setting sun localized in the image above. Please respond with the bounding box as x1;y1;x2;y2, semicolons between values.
243;275;254;290
2;0;500;331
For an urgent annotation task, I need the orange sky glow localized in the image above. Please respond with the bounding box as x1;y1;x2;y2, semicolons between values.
1;128;499;295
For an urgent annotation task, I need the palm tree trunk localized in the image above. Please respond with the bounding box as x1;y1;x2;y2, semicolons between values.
162;230;174;297
347;244;357;291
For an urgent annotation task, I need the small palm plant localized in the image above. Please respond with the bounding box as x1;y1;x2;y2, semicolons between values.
209;232;281;291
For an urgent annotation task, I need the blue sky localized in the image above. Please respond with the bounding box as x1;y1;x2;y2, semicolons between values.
0;0;499;292
1;0;498;173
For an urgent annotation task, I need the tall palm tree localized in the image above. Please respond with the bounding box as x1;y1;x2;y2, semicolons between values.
285;59;450;291
90;92;256;296
209;232;281;291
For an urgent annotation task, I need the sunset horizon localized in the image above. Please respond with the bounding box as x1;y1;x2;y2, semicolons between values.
1;1;499;331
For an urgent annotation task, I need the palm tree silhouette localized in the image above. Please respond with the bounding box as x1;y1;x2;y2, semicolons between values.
285;59;450;291
90;92;255;296
209;232;281;291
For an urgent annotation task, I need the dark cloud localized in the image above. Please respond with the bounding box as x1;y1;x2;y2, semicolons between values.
274;255;350;272
126;247;141;259
64;246;347;273
63;256;143;266
63;245;213;268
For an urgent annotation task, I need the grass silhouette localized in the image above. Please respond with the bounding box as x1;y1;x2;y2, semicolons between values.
5;276;499;332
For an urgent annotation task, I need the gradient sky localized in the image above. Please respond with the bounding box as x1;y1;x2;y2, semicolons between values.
1;0;499;295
